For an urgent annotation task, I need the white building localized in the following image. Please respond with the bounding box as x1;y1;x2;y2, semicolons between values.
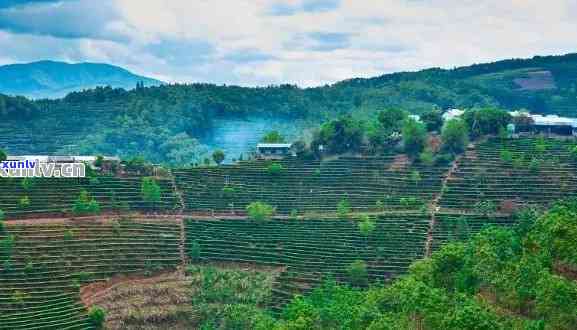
442;109;465;121
256;143;294;159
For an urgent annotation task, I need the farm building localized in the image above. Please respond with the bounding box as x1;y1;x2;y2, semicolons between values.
256;143;294;159
442;108;465;121
509;111;577;136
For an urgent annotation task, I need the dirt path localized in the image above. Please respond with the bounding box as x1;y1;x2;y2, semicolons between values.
424;153;465;257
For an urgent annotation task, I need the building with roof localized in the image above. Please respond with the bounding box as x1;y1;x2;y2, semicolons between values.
509;111;577;136
442;109;465;121
256;143;294;159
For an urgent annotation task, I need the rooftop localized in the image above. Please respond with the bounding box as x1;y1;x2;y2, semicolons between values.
256;143;293;148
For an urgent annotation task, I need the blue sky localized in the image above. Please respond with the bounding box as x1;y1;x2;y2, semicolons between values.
0;0;575;86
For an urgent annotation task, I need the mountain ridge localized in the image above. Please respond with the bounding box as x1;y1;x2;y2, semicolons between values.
0;60;163;99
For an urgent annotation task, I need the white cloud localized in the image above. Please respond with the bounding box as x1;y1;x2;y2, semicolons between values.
0;0;575;86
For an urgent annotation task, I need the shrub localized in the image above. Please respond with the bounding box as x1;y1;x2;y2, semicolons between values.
474;200;497;216
0;235;15;261
88;306;106;329
500;150;513;164
74;271;91;283
358;216;376;237
63;230;74;241
190;240;201;262
18;195;30;209
222;186;235;198
347;260;368;286
337;198;351;219
246;202;275;223
24;261;34;274
2;259;12;273
212;149;225;165
267;163;284;176
72;190;100;216
141;177;162;204
21;177;34;191
419;150;434;166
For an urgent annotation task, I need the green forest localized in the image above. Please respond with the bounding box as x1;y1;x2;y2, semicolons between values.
2;53;577;164
213;200;577;330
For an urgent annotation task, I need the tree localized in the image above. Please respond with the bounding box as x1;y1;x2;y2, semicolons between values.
421;109;444;132
463;108;512;137
0;149;6;163
337;197;351;219
72;190;100;216
378;108;408;132
141;177;161;205
359;215;376;237
402;118;427;158
261;130;285;143
441;119;469;154
18;196;30;209
246;202;275;223
267;163;284;176
88;306;106;329
212;149;225;165
311;116;364;155
535;272;577;329
347;260;368;286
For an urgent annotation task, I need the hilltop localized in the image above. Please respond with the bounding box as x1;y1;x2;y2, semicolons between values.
0;60;162;99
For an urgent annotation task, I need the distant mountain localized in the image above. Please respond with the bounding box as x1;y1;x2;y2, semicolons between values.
0;60;163;99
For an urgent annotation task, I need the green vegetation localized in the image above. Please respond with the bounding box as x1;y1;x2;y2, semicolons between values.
220;200;577;329
262;130;286;143
402;118;427;158
72;190;100;216
212;149;225;165
463;107;512;138
0;148;6;162
441;119;469;154
358;215;376;236
246;202;275;222
88;306;106;329
141;177;162;205
337;197;351;219
347;260;369;286
4;54;577;164
187;265;276;329
267;162;285;176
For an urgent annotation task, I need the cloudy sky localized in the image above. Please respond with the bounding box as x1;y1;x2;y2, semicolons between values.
0;0;575;86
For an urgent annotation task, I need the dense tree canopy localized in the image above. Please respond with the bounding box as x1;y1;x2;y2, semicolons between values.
441;119;469;154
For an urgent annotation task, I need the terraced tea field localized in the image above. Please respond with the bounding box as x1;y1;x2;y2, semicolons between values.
174;156;449;214
440;138;577;212
0;177;177;218
0;218;180;329
2;137;577;328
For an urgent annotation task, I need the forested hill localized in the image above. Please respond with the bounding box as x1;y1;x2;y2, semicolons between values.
0;61;162;99
1;52;577;164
